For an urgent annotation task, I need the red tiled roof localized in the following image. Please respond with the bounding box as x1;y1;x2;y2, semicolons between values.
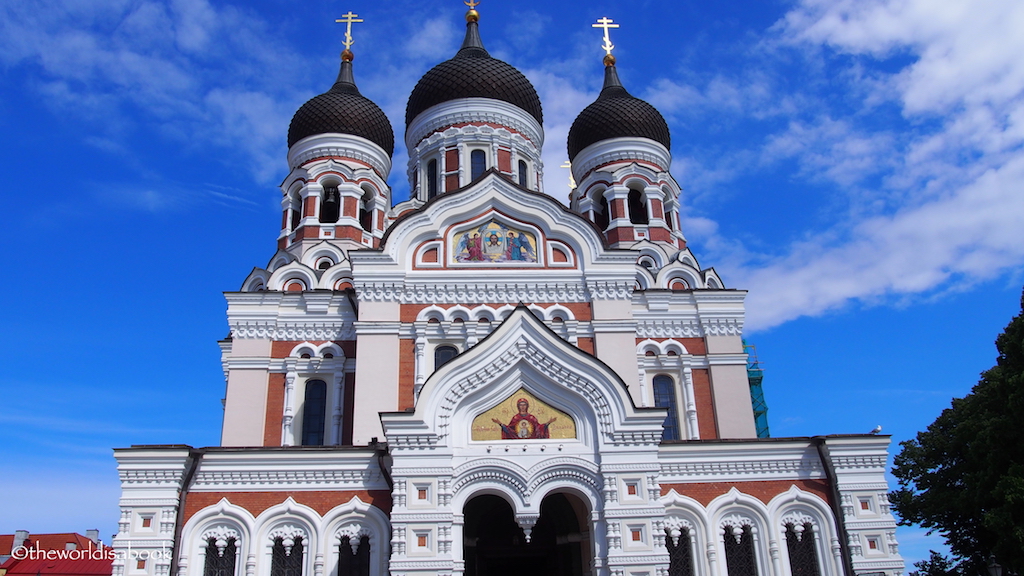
1;532;113;573
0;534;97;556
0;534;112;576
2;556;112;576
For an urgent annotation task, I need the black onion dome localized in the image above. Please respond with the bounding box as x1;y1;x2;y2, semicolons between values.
288;59;395;155
567;65;670;160
405;19;542;128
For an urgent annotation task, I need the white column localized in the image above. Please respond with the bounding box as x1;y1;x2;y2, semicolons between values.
281;370;297;446
682;365;700;439
331;371;344;445
414;332;426;400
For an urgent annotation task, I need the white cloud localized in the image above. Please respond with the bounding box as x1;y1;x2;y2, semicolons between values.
704;0;1024;330
0;0;303;188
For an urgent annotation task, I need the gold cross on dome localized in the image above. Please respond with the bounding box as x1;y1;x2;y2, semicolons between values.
335;11;363;50
464;0;480;8
560;161;577;189
592;17;619;56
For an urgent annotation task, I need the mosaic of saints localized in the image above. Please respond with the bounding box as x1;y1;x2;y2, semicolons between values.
491;398;556;439
454;221;537;263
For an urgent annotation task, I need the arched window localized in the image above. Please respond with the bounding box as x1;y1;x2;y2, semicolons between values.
270;536;303;576
723;524;757;576
301;380;327;446
665;527;695;576
667;208;677;230
338;536;370;576
290;193;302;231
320;186;340;224
471;150;486;180
595;193;610;231
518;160;528;187
785;523;821;576
203;537;237;576
629;188;649;225
434;345;458;370
653;375;680;440
359;190;373;232
427;159;439;199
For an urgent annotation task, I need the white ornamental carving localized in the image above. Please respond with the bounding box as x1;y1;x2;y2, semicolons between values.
663;517;694;546
336;524;371;553
201;526;240;556
781;512;817;541
720;514;756;544
268;525;307;555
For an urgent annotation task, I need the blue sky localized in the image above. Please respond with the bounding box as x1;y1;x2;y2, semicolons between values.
2;0;1023;565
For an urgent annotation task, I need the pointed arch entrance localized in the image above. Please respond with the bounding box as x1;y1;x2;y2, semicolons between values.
463;493;590;576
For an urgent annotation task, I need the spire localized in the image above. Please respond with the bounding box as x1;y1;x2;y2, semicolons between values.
331;11;363;94
457;0;489;57
591;16;628;98
330;59;359;95
599;63;629;99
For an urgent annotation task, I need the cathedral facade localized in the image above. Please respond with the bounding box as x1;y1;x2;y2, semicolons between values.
112;8;904;576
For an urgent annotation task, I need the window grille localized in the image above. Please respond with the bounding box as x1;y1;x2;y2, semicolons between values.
723;525;757;576
270;537;303;576
665;528;694;576
785;523;820;576
202;538;236;576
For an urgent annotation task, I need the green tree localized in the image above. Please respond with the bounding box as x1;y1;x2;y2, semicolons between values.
909;551;963;576
890;289;1024;574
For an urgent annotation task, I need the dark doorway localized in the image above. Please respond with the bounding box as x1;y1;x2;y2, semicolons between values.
463;493;588;576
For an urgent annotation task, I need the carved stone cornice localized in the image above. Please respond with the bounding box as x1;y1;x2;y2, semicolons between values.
229;321;355;340
699;317;744;337
585;280;634;301
635;319;703;338
354;282;591;303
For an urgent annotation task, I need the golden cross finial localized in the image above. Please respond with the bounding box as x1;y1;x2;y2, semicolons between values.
592;17;619;56
464;0;480;8
560;161;577;189
335;11;363;51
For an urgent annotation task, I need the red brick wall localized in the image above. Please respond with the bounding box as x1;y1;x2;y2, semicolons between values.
270;341;356;359
399;339;415;410
691;369;717;439
263;374;285;446
660;479;832;507
636;338;707;355
606;227;634;244
610;198;626;220
183;490;393;523
497;149;512;173
576;337;595;354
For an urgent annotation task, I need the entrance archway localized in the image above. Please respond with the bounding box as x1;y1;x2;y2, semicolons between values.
463;493;590;576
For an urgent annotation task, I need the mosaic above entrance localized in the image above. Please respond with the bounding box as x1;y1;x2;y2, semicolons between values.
471;389;576;441
452;220;538;264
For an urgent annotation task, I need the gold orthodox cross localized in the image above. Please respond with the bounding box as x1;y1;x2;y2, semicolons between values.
592;17;618;56
335;11;363;50
560;161;577;189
